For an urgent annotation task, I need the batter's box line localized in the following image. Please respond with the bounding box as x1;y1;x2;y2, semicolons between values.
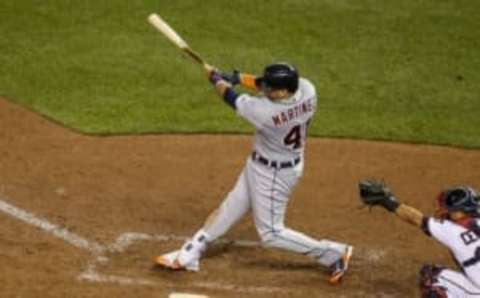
0;197;285;294
79;232;279;293
0;196;386;294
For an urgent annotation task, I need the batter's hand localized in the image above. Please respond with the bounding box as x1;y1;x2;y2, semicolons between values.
220;70;241;86
203;64;222;85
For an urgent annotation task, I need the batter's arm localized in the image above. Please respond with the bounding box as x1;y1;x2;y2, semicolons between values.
220;70;259;91
205;65;240;109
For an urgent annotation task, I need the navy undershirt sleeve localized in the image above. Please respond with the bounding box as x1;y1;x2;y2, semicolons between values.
223;88;239;109
421;216;431;236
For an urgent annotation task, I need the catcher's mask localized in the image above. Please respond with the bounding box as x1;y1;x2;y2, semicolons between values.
255;62;299;93
435;186;480;219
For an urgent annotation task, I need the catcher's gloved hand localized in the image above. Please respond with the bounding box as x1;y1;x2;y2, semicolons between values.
358;179;400;212
220;70;241;86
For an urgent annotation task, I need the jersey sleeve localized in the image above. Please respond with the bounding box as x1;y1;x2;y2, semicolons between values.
300;78;318;113
235;94;264;128
423;217;456;248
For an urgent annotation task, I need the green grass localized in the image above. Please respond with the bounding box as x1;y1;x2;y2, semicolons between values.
1;0;479;147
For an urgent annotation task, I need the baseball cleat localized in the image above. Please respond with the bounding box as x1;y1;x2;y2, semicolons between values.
154;250;200;272
328;245;353;285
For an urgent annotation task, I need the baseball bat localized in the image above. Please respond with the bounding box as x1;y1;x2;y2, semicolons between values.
147;13;209;68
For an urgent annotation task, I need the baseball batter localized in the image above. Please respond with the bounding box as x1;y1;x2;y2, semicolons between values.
359;180;480;297
155;62;353;284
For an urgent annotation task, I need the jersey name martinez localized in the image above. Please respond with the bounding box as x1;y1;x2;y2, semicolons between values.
272;97;315;127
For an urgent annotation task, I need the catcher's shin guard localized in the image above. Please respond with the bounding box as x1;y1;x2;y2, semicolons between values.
418;264;447;298
421;287;448;298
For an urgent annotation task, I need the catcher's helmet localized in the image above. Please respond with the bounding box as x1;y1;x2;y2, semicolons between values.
255;63;299;93
436;186;480;217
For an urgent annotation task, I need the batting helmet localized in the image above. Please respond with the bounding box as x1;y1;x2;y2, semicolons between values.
436;186;480;217
255;63;299;93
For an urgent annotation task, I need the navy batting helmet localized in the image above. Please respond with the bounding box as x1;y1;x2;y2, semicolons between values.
436;186;480;217
255;63;299;93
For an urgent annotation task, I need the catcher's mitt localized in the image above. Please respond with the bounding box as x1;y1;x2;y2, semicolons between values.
358;179;400;212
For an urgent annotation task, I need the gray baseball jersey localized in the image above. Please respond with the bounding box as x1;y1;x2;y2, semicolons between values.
235;78;317;161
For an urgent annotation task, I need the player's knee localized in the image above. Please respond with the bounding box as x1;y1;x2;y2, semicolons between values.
418;264;447;298
259;230;283;248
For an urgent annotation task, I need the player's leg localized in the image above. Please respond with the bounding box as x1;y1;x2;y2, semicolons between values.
248;160;352;282
419;264;480;298
155;164;251;270
202;169;252;240
418;264;448;297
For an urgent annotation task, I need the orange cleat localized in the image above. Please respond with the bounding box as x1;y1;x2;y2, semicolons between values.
328;246;353;285
154;250;199;272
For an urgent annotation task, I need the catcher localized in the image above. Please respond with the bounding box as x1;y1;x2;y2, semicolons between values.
359;179;480;297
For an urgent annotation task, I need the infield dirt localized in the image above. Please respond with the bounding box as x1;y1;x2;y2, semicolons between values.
1;97;479;297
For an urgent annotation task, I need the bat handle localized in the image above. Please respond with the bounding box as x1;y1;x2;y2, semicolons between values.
182;47;213;74
183;47;206;66
203;63;214;73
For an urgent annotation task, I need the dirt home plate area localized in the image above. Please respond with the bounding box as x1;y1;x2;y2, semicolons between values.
1;96;479;298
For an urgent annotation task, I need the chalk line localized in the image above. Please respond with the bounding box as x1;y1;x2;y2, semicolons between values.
0;196;385;295
0;196;285;294
0;199;105;254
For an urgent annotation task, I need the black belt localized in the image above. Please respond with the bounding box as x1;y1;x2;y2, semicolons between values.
251;152;300;169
